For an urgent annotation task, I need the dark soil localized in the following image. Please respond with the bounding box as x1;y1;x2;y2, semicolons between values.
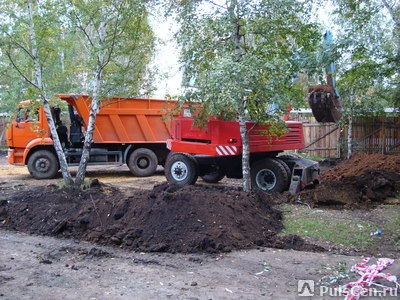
297;153;400;209
0;182;322;253
0;152;398;254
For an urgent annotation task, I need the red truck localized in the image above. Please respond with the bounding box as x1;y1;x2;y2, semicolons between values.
6;94;181;179
164;116;320;193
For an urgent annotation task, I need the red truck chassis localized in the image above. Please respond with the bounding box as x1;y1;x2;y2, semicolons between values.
165;116;320;194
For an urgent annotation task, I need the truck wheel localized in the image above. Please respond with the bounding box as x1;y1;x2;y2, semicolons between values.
201;168;225;183
275;159;292;190
251;158;289;193
128;148;158;177
27;150;59;179
165;152;198;185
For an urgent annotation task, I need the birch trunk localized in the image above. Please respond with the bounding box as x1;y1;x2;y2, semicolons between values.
238;114;251;192
74;15;107;186
228;0;251;192
347;92;354;160
27;0;74;186
347;113;353;160
74;76;100;185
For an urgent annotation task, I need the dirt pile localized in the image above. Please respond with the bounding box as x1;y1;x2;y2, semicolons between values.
0;182;321;253
298;153;400;208
322;153;400;180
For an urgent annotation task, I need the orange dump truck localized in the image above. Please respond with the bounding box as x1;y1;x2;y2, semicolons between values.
6;94;180;179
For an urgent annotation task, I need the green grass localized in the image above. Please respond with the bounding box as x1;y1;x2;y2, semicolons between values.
379;209;400;232
282;217;376;248
280;205;387;249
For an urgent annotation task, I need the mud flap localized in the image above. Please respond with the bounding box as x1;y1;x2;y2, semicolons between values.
308;84;342;123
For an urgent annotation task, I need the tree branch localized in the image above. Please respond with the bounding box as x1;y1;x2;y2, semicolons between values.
205;0;226;9
381;0;400;25
7;37;36;61
5;50;40;89
69;3;96;48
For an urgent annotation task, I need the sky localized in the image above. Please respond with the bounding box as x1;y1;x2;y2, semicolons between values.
151;14;182;98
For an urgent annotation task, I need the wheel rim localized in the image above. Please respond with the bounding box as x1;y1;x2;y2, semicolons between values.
170;161;188;181
137;157;149;169
255;169;276;190
35;158;51;173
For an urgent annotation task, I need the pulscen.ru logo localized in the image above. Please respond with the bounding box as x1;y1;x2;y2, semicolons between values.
298;280;398;297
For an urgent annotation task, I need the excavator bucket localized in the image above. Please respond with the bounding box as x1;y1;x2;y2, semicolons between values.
308;83;342;123
309;31;343;123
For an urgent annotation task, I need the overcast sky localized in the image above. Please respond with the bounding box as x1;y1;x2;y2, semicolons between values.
151;14;182;98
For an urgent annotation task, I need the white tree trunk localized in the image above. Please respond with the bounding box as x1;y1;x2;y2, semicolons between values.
347;113;353;159
74;79;100;185
238;114;251;192
228;0;252;192
347;91;354;160
74;15;107;186
27;0;73;185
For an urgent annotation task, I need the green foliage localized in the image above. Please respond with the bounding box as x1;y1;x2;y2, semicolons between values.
0;0;156;114
66;0;155;98
175;0;320;124
0;0;66;111
332;0;400;114
256;121;289;141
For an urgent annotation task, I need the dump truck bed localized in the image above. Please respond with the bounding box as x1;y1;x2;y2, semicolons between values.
56;94;179;144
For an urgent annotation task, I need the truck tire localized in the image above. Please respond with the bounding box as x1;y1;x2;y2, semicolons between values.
165;152;198;185
128;148;158;177
251;158;289;193
275;158;292;190
201;168;225;183
27;150;59;179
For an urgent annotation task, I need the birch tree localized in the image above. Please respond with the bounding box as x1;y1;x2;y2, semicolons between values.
332;0;399;112
329;0;399;157
67;0;154;185
173;0;319;191
1;0;155;187
0;0;75;185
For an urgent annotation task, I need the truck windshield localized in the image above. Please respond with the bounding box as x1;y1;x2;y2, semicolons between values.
16;107;38;122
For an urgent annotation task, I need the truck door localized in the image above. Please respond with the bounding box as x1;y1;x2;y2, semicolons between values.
10;107;47;148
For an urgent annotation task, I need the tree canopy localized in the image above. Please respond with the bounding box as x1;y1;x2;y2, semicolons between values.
332;0;400;115
175;0;321;124
171;0;321;191
0;0;155;113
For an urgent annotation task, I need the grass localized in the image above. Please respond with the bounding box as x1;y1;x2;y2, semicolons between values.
280;204;400;250
379;209;400;232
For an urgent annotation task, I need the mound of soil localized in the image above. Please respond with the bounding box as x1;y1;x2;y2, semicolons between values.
322;153;400;180
298;153;400;208
0;182;321;253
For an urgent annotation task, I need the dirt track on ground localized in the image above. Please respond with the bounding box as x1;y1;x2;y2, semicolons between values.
2;230;368;299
